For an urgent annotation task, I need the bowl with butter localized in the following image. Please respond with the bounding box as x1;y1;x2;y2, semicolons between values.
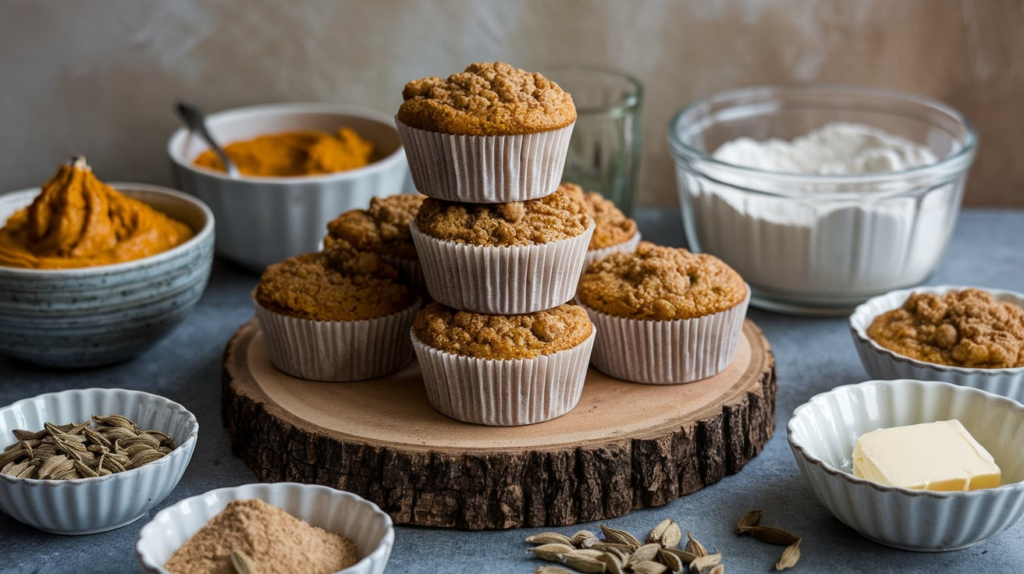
788;379;1024;551
850;285;1024;402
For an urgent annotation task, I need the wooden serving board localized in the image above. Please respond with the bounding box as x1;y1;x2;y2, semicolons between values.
222;319;776;530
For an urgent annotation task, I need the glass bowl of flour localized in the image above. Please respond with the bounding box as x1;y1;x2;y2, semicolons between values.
668;85;977;315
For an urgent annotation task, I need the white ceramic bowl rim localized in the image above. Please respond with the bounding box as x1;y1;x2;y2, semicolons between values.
136;482;394;573
787;378;1024;499
0;387;199;488
667;83;978;189
167;103;408;184
0;182;214;278
850;285;1024;375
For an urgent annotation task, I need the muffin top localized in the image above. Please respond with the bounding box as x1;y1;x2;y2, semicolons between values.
578;242;747;320
325;194;424;260
255;242;415;322
397;62;576;136
563;183;638;250
414;185;591;247
413;302;593;360
867;289;1024;369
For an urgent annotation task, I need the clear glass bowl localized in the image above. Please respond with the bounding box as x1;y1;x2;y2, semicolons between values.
668;85;977;315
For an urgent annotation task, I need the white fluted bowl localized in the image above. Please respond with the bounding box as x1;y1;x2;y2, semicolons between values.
788;379;1024;551
136;483;394;574
850;285;1024;402
169;103;412;271
0;388;199;535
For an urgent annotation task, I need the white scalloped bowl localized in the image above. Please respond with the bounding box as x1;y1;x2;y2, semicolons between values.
850;285;1024;402
0;388;199;535
788;379;1024;551
136;483;394;574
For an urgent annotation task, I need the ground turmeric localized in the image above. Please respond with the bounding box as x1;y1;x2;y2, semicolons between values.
0;157;194;269
193;127;374;177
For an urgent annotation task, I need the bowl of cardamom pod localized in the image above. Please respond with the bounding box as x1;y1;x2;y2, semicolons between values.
0;387;199;535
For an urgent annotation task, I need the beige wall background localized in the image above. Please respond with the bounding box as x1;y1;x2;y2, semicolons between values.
1;0;1021;207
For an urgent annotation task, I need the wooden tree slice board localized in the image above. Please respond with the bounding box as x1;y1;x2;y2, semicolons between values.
222;318;776;530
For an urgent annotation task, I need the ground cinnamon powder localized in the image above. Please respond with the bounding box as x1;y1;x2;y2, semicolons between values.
164;499;359;574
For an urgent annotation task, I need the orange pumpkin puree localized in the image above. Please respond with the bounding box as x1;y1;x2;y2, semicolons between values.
0;157;194;269
193;128;374;177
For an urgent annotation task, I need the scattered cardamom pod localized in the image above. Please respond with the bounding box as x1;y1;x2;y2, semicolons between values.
601;525;642;550
531;543;575;562
596;553;625;574
709;565;725;574
563;554;607;573
573;530;600;547
658;548;686;572
735;509;761;534
535;567;575;574
229;550;259;574
629;543;662;565
632;560;669;574
527;532;575;546
689;553;721;573
685;532;708;558
749;526;801;546
775;540;801;571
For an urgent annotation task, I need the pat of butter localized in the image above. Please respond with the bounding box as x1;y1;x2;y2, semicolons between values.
852;420;1001;491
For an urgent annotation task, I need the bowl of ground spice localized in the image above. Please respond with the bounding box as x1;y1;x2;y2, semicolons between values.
136;482;393;574
168;103;412;271
850;286;1024;401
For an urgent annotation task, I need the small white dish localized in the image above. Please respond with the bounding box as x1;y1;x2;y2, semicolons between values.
788;379;1024;551
168;103;412;271
136;482;394;574
850;285;1024;402
0;388;199;535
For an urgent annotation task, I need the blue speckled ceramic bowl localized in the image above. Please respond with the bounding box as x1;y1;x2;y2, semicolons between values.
0;183;214;367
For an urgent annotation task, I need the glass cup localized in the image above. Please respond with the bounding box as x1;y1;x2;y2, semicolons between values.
547;67;643;215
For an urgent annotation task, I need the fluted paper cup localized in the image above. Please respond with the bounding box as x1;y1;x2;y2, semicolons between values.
579;288;750;384
412;329;596;426
583;231;642;268
396;119;574;203
411;220;594;314
254;296;421;382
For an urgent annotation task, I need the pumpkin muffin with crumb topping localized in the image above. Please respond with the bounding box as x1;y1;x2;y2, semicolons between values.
412;302;595;426
254;241;421;382
410;184;594;314
577;242;750;384
562;182;640;265
396;62;578;203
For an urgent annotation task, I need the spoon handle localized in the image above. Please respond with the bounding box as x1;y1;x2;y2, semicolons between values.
175;102;240;178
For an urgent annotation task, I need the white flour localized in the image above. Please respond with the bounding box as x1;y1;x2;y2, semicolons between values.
686;123;960;308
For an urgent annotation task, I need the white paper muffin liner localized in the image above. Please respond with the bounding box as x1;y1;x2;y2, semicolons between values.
583;231;642;269
254;296;421;382
382;255;426;295
412;329;596;426
411;220;594;314
396;119;574;203
579;288;750;384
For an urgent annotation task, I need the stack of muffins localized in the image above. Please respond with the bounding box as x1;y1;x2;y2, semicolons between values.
397;62;597;426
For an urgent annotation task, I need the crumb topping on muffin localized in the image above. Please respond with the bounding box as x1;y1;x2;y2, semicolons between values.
577;242;747;320
868;289;1024;368
563;183;638;250
398;62;576;136
413;302;593;360
255;243;415;322
325;194;424;260
415;185;591;246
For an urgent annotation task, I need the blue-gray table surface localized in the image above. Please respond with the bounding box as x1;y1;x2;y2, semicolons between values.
1;208;1022;574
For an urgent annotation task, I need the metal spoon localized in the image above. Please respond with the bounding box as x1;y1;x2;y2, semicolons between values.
175;102;239;178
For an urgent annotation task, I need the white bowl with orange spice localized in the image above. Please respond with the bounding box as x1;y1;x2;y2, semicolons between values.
850;285;1024;402
0;158;214;367
136;482;394;574
168;103;413;271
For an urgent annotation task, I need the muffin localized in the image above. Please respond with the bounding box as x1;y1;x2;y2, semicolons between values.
395;62;577;203
577;242;750;384
253;242;421;381
562;182;641;265
411;302;595;425
410;185;594;314
324;194;426;292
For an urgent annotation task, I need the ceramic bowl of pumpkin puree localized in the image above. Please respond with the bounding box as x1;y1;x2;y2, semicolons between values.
168;103;412;271
0;160;214;367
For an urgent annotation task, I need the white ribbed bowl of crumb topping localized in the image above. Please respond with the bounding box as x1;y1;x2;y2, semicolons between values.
0;388;198;535
788;379;1024;551
850;285;1024;402
136;482;394;574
